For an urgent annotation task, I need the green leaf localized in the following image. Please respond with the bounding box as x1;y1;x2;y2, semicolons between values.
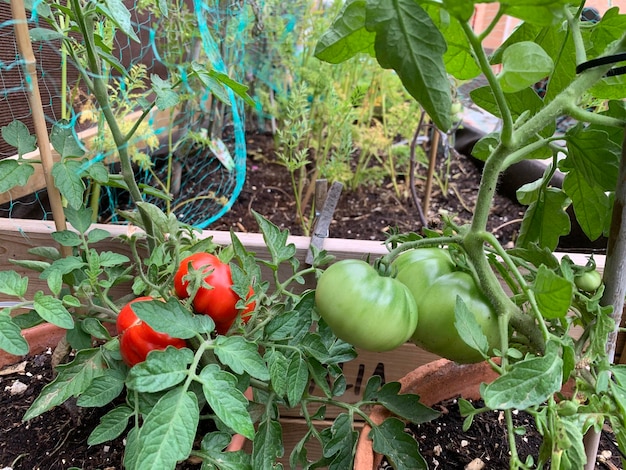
0;314;29;355
455;295;489;355
24;348;107;420
97;251;131;267
0;160;35;192
132;388;199;469
81;317;111;340
517;187;571;250
51;160;85;210
502;0;569;26
88;405;133;445
370;417;427;469
497;42;554;93
33;291;74;329
199;432;253;469
252;418;283;469
266;349;290;398
253;211;297;269
64;207;93;234
50;230;83;247
286;353;309;408
131;297;214;339
77;373;125;407
215;336;270;381
376;381;439;425
50;121;84;158
0;271;28;297
126;347;193;393
532;265;573;319
314;0;375;64
322;413;358;469
151;75;179;110
99;0;139;42
483;341;563;410
1;120;36;156
365;0;451;131
198;364;254;439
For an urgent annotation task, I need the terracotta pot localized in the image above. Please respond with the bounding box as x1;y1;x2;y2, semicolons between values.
354;358;499;470
0;323;66;369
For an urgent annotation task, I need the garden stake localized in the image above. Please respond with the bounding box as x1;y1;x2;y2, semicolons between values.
306;180;343;265
423;125;440;215
10;0;70;257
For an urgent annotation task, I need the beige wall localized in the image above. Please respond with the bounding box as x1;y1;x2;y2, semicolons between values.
473;2;626;52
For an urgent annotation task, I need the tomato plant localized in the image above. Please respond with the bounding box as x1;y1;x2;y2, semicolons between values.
174;252;254;334
574;269;602;293
116;296;187;366
315;259;418;352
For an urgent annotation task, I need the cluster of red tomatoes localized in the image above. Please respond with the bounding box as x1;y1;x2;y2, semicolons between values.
116;253;254;366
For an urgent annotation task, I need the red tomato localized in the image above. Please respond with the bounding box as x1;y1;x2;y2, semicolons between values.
116;297;186;366
173;253;255;334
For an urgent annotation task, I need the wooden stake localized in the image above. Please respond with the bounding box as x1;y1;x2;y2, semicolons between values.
423;127;440;215
10;0;70;255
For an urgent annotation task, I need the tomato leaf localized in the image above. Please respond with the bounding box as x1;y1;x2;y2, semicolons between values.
0;160;35;192
1;120;36;156
375;381;439;425
286;353;309;407
322;413;358;469
24;348;106;420
52;160;86;210
131;297;214;339
370;417;428;470
88;405;133;445
266;349;290;398
455;295;490;355
532;265;573;319
215;335;270;381
497;41;554;93
198;432;253;470
0;271;28;297
131;388;199;469
198;364;254;439
126;347;194;393
253;210;297;270
0;314;29;355
517;187;571;250
483;341;563;410
252;418;283;469
33;291;74;329
77;372;125;407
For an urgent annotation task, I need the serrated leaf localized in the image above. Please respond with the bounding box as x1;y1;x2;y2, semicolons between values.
77;373;125;407
517;187;571;250
131;297;214;339
198;364;254;439
497;41;554;93
50;121;84;158
132;388;199;469
151;75;179;110
24;348;106;420
253;211;297;269
51;160;85;210
286;353;309;407
81;317;111;340
0;315;29;355
87;228;111;244
314;0;375;64
0;160;35;192
370;417;428;469
2;120;36;155
266;349;289;398
483;341;563;410
100;0;139;42
365;0;451;131
88;405;133;445
532;265;573;319
323;413;358;469
199;432;253;469
0;271;28;297
50;230;83;247
97;251;131;267
64;206;92;234
126;347;193;393
215;335;269;380
376;382;439;425
252;418;283;469
33;291;74;329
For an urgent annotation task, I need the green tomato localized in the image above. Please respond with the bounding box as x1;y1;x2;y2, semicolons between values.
392;248;455;305
574;270;602;293
315;259;418;352
410;271;500;363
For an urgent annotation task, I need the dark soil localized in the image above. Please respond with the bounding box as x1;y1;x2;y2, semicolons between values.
379;397;623;470
209;131;527;248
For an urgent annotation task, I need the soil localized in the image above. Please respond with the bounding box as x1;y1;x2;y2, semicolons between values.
379;397;623;470
1;353;623;469
209;131;527;248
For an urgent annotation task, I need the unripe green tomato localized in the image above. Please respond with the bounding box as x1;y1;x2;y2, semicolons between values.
412;272;499;363
315;259;418;352
574;270;602;293
392;248;455;306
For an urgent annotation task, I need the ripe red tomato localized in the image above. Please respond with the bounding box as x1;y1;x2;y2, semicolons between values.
173;253;255;334
116;297;187;366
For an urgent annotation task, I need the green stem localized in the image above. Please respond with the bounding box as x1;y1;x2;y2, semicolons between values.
382;235;462;265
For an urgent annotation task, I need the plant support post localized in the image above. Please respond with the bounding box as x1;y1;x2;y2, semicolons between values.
10;0;70;256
